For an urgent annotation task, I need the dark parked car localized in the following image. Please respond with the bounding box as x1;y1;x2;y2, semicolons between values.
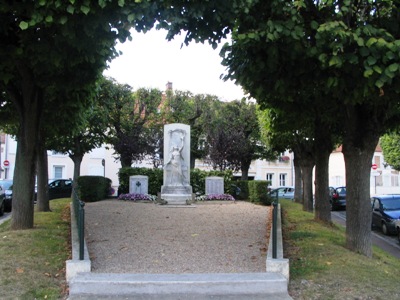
47;179;73;200
395;219;400;243
331;186;346;210
0;185;5;216
371;195;400;235
0;179;13;212
1;179;73;209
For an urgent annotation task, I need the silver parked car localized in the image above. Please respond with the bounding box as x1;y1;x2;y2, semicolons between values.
268;186;295;200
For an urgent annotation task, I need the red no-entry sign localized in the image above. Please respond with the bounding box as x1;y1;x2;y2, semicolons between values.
3;160;9;166
372;163;377;170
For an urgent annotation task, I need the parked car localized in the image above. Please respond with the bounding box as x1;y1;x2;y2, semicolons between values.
395;219;400;243
0;185;5;216
268;186;295;200
1;179;73;208
331;186;346;210
371;195;400;235
47;179;73;200
0;179;13;212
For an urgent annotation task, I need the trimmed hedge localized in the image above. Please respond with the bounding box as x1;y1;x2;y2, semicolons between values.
248;180;271;205
231;180;249;200
77;176;112;202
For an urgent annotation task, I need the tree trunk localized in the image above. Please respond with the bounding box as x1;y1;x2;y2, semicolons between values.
301;163;314;212
314;148;332;222
343;104;380;257
240;158;251;180
314;118;334;223
10;75;43;229
293;142;315;211
293;152;303;203
36;135;50;212
71;154;83;183
120;153;132;168
70;137;84;195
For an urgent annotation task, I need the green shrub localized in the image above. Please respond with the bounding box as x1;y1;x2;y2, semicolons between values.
77;176;111;202
231;180;249;200
248;180;271;205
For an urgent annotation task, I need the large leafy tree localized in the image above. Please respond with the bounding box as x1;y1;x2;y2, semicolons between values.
48;81;111;183
258;107;317;212
103;78;163;168
36;87;97;212
0;1;162;229
219;1;400;256
203;99;273;178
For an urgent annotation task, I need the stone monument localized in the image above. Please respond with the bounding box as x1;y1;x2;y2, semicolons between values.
161;123;193;205
206;176;224;195
129;175;149;195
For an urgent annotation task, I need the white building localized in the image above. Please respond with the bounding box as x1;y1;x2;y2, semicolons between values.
1;133;398;196
329;145;400;196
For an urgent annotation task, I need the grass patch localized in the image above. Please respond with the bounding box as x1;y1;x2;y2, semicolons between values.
281;200;400;299
0;199;71;300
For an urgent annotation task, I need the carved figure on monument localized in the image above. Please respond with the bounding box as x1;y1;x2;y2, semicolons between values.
165;129;186;186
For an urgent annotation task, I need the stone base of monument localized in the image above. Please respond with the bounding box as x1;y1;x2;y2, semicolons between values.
161;185;193;205
161;194;193;205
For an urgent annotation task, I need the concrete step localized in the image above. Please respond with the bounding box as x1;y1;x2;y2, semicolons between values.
68;272;292;300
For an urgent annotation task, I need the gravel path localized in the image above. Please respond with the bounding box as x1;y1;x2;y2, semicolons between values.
85;200;271;274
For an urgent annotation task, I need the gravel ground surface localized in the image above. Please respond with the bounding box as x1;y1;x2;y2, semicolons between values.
85;199;271;274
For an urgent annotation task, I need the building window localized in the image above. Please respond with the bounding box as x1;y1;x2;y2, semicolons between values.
266;173;273;183
391;175;399;187
279;173;287;186
51;151;66;156
53;166;64;179
373;156;381;168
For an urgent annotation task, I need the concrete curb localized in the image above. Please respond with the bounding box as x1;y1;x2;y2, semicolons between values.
266;203;290;281
68;272;291;299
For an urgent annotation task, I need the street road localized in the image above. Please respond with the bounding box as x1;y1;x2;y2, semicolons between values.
0;212;11;225
332;211;400;258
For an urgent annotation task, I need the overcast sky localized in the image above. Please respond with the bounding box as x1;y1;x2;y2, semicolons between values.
103;29;246;102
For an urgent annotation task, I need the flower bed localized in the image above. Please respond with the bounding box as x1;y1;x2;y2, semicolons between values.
196;194;235;201
118;193;155;202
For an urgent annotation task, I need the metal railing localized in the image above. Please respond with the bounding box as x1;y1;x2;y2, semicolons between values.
272;192;279;259
72;187;85;260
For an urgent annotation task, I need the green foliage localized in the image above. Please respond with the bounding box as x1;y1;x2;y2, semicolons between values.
231;180;249;200
77;176;111;202
248;180;271;205
380;133;400;171
203;99;273;177
103;78;164;167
